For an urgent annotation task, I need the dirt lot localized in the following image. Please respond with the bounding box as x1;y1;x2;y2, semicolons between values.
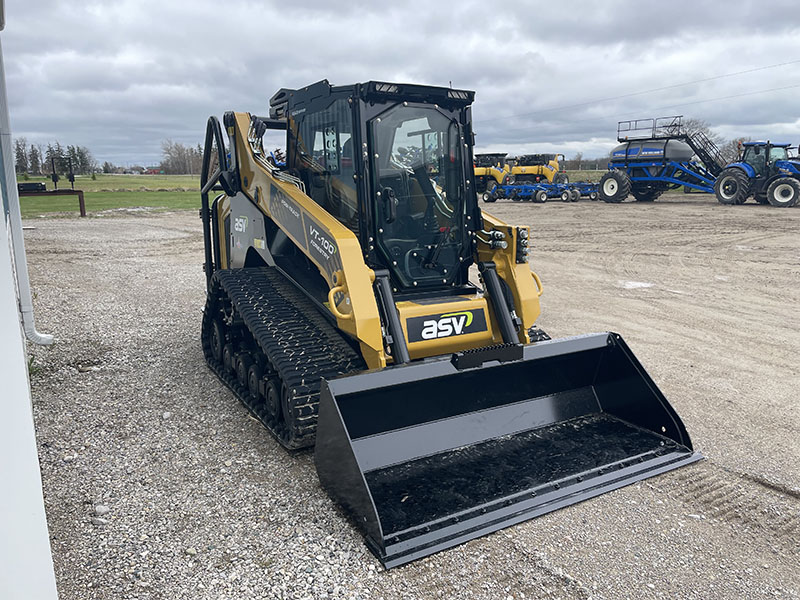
25;193;799;599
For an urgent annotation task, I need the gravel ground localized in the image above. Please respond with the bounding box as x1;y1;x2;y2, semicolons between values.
24;194;800;599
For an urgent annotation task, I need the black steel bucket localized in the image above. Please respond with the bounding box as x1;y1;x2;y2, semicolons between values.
314;332;702;568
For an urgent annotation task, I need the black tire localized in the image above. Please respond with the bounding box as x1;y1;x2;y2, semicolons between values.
535;190;548;203
554;172;569;184
766;177;800;207
599;170;631;203
632;188;662;202
589;191;599;201
569;188;580;202
560;190;571;202
714;168;750;205
482;191;496;203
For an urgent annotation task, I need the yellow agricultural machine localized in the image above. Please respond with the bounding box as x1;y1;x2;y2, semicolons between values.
473;152;510;193
507;153;569;184
199;79;701;568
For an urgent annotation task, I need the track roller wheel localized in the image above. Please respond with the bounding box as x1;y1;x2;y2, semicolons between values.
236;353;252;387
714;168;750;205
222;343;235;373
210;319;225;363
247;363;263;401
264;378;280;420
599;170;631;203
766;177;800;207
280;382;300;444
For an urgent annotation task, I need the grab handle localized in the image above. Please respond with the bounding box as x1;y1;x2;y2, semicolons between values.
328;279;352;320
531;271;544;297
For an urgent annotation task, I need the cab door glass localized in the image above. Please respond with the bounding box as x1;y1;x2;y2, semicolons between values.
370;105;466;289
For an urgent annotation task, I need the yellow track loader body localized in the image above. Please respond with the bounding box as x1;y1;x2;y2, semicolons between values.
199;80;701;568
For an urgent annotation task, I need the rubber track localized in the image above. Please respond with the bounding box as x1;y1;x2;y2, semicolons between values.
201;267;366;449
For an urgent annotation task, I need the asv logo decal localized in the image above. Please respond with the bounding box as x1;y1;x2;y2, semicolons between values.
234;216;248;233
421;311;474;340
407;308;487;343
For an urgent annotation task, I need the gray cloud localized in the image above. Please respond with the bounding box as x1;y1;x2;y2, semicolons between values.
3;0;800;164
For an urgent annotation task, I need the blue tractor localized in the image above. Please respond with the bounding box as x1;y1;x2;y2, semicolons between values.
714;142;800;207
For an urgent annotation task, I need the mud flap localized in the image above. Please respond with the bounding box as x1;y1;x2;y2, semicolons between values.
314;332;702;569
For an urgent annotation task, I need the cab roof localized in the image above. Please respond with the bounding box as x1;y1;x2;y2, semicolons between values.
742;141;791;147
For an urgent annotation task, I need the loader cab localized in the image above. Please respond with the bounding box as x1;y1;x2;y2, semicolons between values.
279;80;478;295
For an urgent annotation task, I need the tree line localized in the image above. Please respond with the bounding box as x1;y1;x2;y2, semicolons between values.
100;140;205;175
14;118;756;177
159;140;204;175
14;138;96;175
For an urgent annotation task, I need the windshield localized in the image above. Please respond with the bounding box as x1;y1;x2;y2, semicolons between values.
770;146;789;161
370;105;466;289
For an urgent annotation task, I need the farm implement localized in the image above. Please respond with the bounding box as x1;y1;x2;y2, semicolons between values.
482;181;599;203
600;116;724;202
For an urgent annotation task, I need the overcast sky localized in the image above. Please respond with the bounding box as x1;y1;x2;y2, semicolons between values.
3;0;800;165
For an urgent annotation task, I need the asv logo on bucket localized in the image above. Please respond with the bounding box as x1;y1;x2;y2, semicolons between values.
421;311;474;340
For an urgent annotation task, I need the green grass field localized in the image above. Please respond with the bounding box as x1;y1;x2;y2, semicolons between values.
18;174;201;218
20;191;199;218
19;173;200;193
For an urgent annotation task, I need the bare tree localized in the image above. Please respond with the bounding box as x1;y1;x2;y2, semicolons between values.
160;140;203;174
718;137;751;164
682;117;725;147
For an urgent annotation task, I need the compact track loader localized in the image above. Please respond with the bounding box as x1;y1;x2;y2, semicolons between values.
199;80;701;568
